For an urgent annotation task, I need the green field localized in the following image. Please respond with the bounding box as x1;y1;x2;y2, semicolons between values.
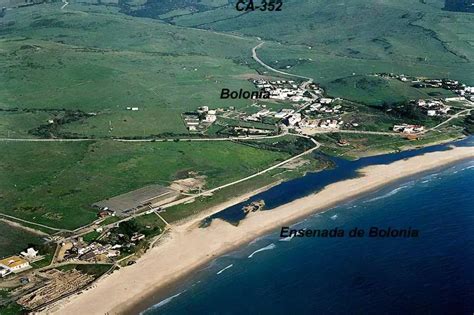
0;140;290;229
0;111;55;138
0;4;260;137
0;221;43;257
0;0;472;258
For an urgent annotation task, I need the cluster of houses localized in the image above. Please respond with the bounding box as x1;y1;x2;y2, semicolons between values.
393;124;425;134
414;79;474;102
413;99;451;117
244;95;340;126
59;229;147;263
182;78;329;134
252;79;320;102
300;118;344;130
232;126;273;136
374;73;474;102
0;248;40;278
183;106;218;132
59;239;121;263
245;107;297;122
304;98;344;115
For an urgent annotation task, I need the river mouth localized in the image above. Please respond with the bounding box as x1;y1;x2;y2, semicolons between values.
200;136;473;227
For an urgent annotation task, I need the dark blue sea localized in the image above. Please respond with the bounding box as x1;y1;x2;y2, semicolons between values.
143;140;474;315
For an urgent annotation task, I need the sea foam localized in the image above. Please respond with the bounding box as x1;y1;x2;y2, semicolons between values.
248;243;276;258
217;264;234;275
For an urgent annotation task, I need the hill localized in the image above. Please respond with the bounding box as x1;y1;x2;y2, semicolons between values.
156;0;474;86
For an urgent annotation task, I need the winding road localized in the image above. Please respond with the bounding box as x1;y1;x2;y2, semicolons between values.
252;42;313;82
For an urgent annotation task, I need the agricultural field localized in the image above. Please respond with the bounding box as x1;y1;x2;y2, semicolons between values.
0;140;290;230
0;221;44;257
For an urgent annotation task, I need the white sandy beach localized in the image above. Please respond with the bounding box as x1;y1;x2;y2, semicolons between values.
46;146;474;315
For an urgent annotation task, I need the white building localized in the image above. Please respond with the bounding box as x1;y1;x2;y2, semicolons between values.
275;109;294;119
445;97;465;102
288;113;302;126
205;114;217;123
0;256;30;275
393;124;424;134
20;248;38;260
320;98;333;104
0;266;10;278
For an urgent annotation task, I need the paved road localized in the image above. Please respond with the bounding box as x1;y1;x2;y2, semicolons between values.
0;132;289;143
252;42;313;81
0;138;93;142
313;129;400;136
114;132;289;143
430;108;472;131
0;213;69;232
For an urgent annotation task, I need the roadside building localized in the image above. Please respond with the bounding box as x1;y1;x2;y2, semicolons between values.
288;113;302;126
320;98;333;104
93;184;179;217
0;266;9;278
0;256;30;275
20;248;38;260
393;124;424;134
427;110;437;117
204;114;217;123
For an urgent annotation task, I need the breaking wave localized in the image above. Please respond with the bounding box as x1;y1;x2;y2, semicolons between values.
279;235;294;242
365;184;412;203
217;264;234;275
248;243;276;258
146;291;185;311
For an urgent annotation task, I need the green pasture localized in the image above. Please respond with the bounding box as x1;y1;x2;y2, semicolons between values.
0;140;289;229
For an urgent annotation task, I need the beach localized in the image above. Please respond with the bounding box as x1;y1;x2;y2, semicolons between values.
47;146;474;315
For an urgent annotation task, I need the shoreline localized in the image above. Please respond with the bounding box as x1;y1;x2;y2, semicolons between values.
46;146;474;315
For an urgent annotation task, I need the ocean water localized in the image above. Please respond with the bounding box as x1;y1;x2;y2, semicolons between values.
143;143;474;315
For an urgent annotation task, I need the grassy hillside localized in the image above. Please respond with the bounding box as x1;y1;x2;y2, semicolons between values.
165;0;473;86
1;1;472;137
325;75;455;106
0;4;259;137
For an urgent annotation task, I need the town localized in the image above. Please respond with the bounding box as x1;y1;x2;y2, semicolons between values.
182;75;474;139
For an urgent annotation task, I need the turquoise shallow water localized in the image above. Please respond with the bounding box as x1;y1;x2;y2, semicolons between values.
143;141;474;315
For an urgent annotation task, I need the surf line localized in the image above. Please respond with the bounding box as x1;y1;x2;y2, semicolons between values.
61;0;69;10
216;264;234;275
248;243;276;258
